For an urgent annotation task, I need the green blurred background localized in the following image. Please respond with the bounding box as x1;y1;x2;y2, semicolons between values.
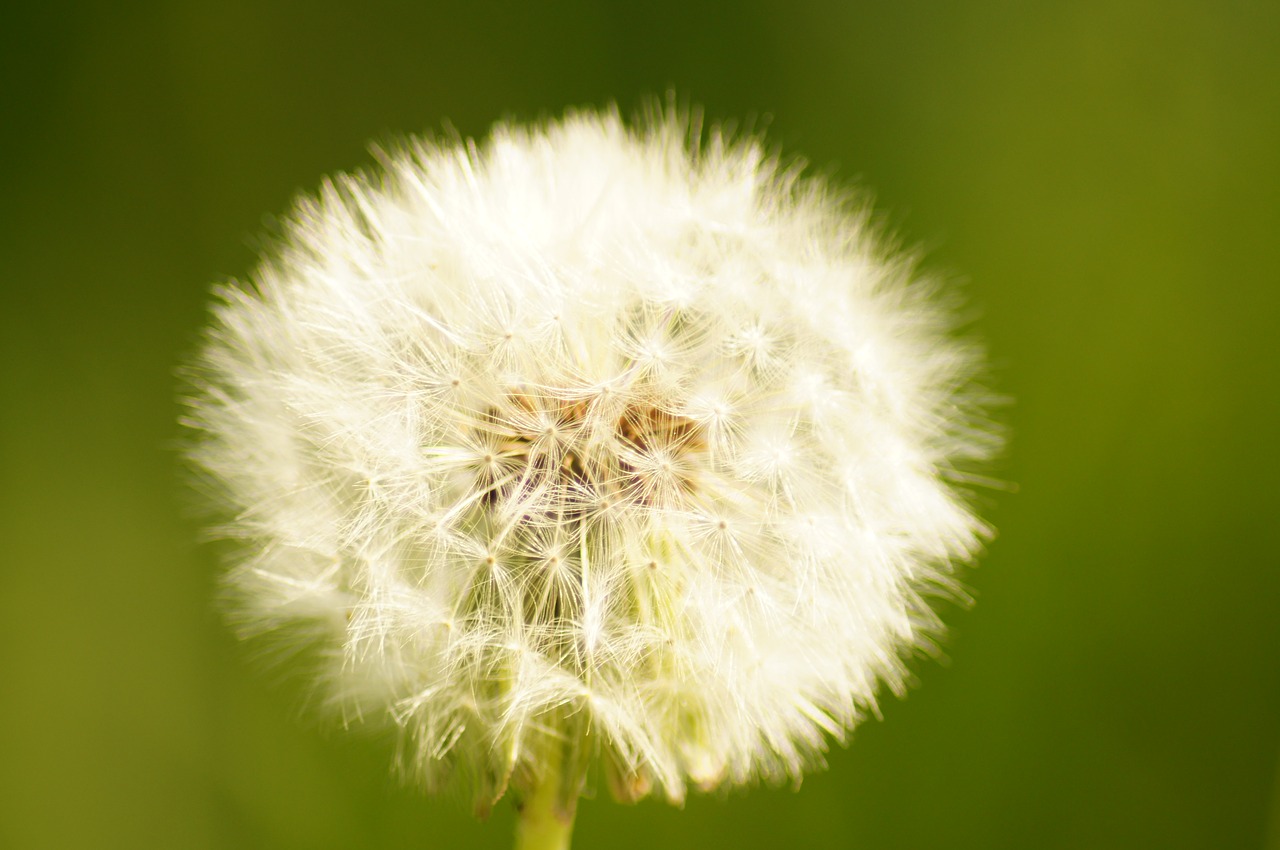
2;2;1277;848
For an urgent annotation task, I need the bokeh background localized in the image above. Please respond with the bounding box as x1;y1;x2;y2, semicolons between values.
2;2;1277;848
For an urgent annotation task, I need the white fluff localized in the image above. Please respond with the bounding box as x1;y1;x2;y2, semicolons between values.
184;106;997;812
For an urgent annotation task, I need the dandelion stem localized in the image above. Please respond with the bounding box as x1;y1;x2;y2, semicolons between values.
514;757;575;850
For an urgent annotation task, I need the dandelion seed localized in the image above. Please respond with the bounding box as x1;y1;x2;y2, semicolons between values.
183;104;999;850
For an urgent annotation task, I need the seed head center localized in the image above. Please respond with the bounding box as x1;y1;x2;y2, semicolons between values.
475;392;704;509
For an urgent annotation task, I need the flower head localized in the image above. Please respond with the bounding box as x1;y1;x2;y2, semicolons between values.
185;106;997;817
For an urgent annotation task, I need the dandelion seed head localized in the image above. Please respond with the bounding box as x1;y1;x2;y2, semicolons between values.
184;105;998;813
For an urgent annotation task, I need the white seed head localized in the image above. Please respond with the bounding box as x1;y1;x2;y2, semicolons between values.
184;106;998;813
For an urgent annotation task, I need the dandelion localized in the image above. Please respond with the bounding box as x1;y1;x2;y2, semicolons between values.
184;105;998;849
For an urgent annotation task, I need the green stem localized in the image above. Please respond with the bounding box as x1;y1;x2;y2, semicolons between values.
513;760;575;850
